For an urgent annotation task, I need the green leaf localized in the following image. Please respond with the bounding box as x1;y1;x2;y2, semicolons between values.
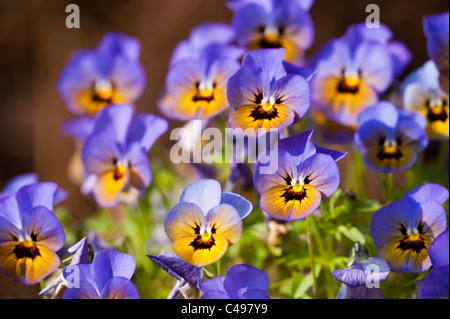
293;264;322;299
337;225;366;244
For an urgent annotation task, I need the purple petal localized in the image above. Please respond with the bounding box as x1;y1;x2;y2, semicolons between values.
92;250;136;293
200;276;226;294
126;114;168;152
298;153;340;198
0;216;21;244
179;179;222;214
277;130;316;160
242;48;287;82
271;74;310;118
97;32;141;62
147;250;203;289
223;264;269;299
314;146;347;162
0;173;38;197
241;289;270;299
124;143;152;190
227;65;270;109
220;192;253;219
200;290;230;299
387;41;412;76
353;42;393;93
405;183;449;205
62;117;94;141
0;195;21;229
423;12;449;71
15;182;57;215
422;264;449;299
81;132;121;175
91;104;134;144
428;229;449;267
101;277;139;299
68;237;90;265
62;280;100;299
357;101;399;129
20;206;65;251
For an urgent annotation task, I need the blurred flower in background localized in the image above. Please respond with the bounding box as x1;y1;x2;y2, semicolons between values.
310;25;394;126
158;23;243;121
354;101;428;173
228;0;314;64
80;104;168;207
402;60;449;140
58;32;146;116
423;12;449;94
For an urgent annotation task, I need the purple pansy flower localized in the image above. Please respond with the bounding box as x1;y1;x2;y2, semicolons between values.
354;101;428;173
422;229;449;299
332;243;390;299
164;179;252;267
310;31;393;126
148;250;203;299
0;182;65;285
371;183;448;273
58;32;146;116
402;60;449;140
423;12;449;94
227;48;310;135
158;23;243;121
229;0;314;64
62;249;139;299
200;264;270;299
80;103;168;207
253;129;345;221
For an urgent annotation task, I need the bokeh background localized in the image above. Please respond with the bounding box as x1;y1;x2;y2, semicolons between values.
0;0;448;298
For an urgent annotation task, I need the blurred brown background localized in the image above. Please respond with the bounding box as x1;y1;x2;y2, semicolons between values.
0;0;448;298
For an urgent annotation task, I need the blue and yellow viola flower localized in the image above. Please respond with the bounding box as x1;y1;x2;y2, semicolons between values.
62;250;139;299
228;0;314;63
310;34;393;126
227;48;310;134
253;130;345;221
354;101;428;173
158;23;244;121
164;179;252;267
0;182;65;285
58;32;146;116
424;12;449;94
402;60;449;140
81;104;168;207
371;183;448;273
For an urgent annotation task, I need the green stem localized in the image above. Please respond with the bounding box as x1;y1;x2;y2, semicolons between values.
384;173;395;203
216;258;222;277
306;215;317;296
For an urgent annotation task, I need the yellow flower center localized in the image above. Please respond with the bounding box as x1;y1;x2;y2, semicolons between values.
261;103;275;112
344;77;360;89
